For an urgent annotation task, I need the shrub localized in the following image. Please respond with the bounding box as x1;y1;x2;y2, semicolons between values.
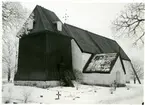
4;100;11;104
73;69;83;83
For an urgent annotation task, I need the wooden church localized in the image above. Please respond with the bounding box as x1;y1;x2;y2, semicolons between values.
14;5;140;87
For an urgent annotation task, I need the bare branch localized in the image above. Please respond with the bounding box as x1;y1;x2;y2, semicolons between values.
134;32;145;44
112;3;145;46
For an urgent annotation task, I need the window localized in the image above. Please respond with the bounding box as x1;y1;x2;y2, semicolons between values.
84;53;117;73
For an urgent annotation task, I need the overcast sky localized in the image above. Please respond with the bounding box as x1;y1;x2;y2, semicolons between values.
20;1;144;61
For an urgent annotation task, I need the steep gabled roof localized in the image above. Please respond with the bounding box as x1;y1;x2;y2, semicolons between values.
17;5;130;61
64;24;101;53
64;24;130;61
17;5;69;37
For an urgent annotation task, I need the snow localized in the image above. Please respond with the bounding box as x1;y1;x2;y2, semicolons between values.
2;82;143;104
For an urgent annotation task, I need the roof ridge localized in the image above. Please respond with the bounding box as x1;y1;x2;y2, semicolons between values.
36;5;55;14
64;23;87;32
64;23;115;41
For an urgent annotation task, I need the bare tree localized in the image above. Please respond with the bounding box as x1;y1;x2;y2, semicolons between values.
2;2;28;33
2;38;15;82
112;3;145;46
2;2;29;82
130;60;144;84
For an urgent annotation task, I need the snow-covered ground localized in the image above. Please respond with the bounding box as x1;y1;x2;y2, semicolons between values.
2;81;143;104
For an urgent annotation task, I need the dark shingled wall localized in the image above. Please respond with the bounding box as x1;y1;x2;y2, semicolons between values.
15;34;46;80
14;32;75;81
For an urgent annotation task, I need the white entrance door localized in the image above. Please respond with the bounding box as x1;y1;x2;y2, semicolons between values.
116;71;120;83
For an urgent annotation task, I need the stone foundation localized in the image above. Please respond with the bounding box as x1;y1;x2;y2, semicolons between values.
81;82;126;87
14;81;60;88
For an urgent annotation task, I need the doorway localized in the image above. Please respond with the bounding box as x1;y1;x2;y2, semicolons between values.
116;71;121;83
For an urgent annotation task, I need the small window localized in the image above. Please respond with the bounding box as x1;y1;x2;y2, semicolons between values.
53;21;62;31
56;21;62;31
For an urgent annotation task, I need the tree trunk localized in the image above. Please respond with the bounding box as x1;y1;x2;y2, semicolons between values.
8;68;11;82
134;77;136;84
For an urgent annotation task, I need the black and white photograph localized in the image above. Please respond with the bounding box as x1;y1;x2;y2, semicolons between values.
1;0;144;104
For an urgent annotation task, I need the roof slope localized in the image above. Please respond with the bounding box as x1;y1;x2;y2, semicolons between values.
17;5;130;61
17;5;68;36
64;24;130;61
